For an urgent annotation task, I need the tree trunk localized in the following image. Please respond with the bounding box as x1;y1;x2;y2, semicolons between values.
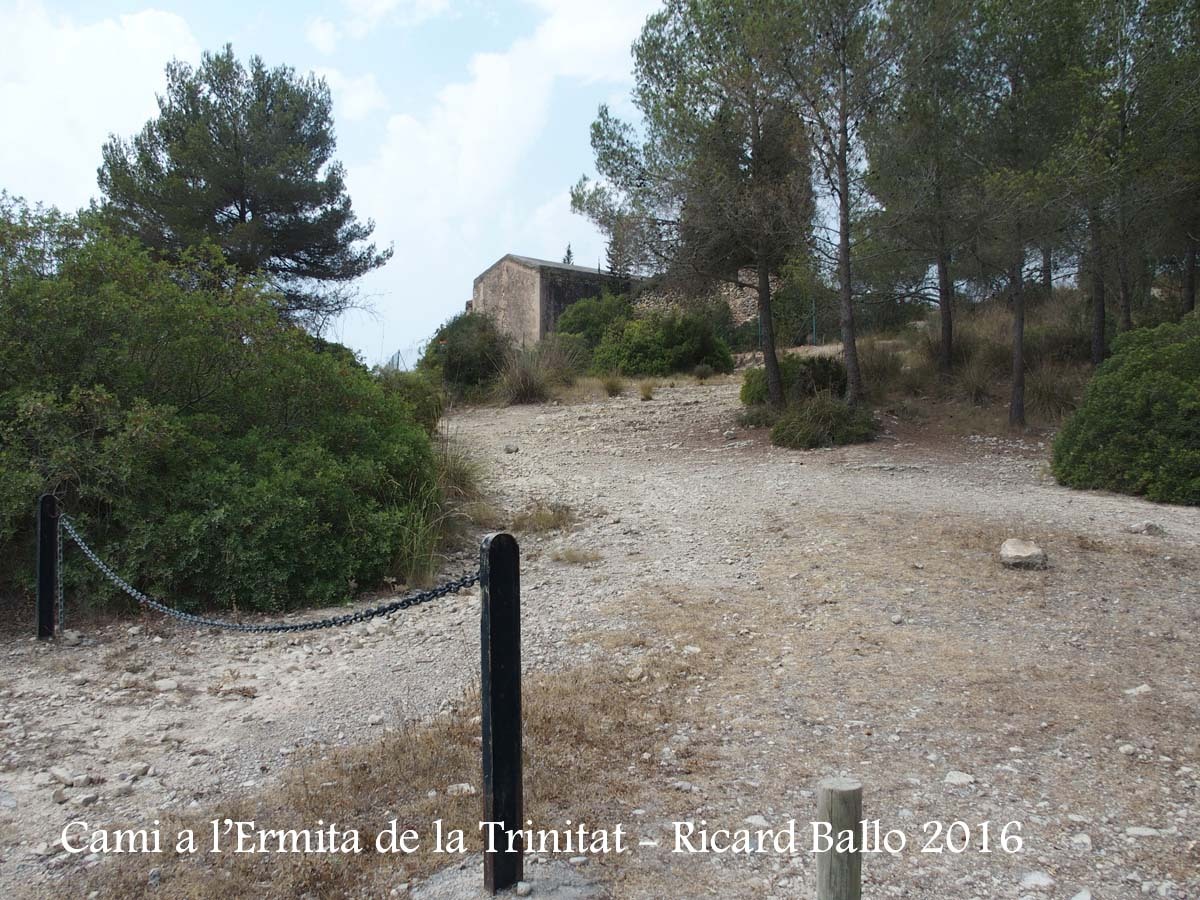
1088;208;1106;365
837;65;862;405
1118;261;1133;331
1041;246;1052;297
1009;253;1026;429
936;251;954;373
757;257;785;407
1184;230;1197;314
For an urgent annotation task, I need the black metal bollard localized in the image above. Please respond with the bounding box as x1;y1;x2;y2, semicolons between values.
36;494;59;640
479;532;522;894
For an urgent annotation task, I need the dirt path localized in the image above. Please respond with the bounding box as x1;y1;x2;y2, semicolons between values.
2;380;1197;898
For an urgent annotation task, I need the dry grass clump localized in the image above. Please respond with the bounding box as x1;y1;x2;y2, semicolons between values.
550;547;602;565
638;380;655;401
1025;361;1089;422
601;374;624;397
511;500;574;533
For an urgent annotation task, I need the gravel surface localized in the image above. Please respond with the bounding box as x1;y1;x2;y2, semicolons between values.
1;379;1197;898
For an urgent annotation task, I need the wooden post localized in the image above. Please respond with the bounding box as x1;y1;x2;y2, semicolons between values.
816;777;862;900
36;494;59;640
480;533;522;894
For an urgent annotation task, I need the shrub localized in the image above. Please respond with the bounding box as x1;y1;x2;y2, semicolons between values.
737;404;782;429
740;354;848;406
540;333;589;383
958;357;998;405
1052;317;1200;505
419;311;510;393
639;380;655;401
497;348;551;405
592;311;734;377
693;363;715;381
1026;362;1089;421
770;393;877;449
376;369;443;435
857;339;904;398
0;208;440;614
601;374;624;397
555;291;633;349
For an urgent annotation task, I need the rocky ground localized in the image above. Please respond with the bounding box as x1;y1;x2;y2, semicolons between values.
1;379;1197;899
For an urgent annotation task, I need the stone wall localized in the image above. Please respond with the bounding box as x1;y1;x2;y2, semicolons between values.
633;269;766;325
472;258;542;347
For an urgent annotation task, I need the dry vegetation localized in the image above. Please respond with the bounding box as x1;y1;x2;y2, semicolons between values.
510;501;575;534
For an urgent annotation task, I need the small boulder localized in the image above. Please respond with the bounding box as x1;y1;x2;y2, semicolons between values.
152;679;179;693
446;783;476;797
944;770;975;786
999;539;1047;569
504;444;519;454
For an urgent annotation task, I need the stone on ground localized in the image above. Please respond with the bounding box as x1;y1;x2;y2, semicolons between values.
999;538;1047;569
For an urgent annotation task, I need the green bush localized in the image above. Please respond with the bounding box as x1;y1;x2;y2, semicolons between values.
740;354;848;406
770;393;877;449
0;206;440;613
376;369;444;435
555;290;633;349
592;311;734;376
419;311;511;393
1052;316;1200;505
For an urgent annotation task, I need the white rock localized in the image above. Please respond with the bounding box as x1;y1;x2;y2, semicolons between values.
1119;743;1137;755
1019;870;1054;889
152;679;179;692
1127;521;1164;536
743;815;770;828
944;770;975;786
49;767;74;786
1070;832;1092;851
1071;890;1092;900
682;645;701;655
367;714;384;725
1123;684;1151;696
515;882;533;897
446;783;476;796
890;614;904;625
999;539;1047;569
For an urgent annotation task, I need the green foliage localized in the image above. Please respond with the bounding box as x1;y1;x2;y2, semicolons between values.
1052;317;1200;505
740;354;848;406
97;46;390;327
555;291;633;349
693;363;715;381
592;311;734;376
419;312;511;395
770;393;878;449
375;369;443;435
737;404;782;429
0;205;438;612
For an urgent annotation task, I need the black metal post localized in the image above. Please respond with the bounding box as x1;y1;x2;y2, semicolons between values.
480;532;522;894
36;494;59;640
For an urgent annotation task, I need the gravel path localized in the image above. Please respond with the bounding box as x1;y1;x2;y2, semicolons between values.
1;380;1197;898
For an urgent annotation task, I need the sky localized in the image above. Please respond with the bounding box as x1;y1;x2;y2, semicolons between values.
1;0;658;365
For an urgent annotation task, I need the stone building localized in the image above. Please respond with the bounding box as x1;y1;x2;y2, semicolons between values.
469;254;634;345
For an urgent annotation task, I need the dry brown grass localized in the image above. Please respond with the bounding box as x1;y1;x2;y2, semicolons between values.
637;380;655;401
81;657;685;899
511;500;574;534
550;547;602;565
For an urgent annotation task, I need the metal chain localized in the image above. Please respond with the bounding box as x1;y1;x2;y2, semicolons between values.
59;515;479;634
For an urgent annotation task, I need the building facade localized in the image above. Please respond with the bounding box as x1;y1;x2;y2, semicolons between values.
470;254;634;345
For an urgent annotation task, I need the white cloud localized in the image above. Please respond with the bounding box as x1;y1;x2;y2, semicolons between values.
337;0;657;361
305;16;341;55
343;0;450;38
317;68;388;122
0;1;200;211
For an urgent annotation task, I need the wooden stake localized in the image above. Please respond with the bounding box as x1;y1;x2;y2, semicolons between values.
816;776;862;900
480;533;522;893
